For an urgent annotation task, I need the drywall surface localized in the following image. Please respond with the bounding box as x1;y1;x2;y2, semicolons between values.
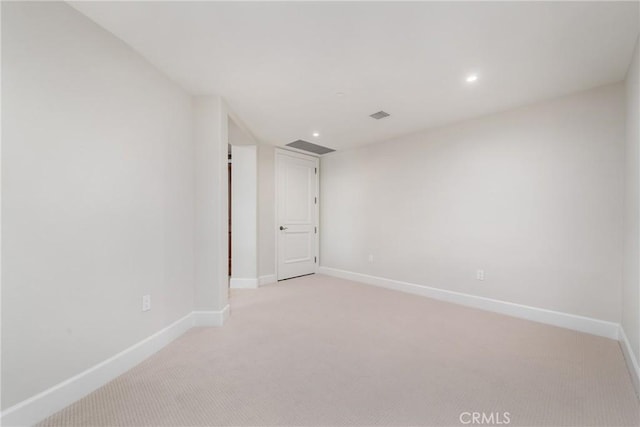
623;37;640;366
258;145;276;278
229;119;256;146
2;2;195;409
231;145;258;281
193;96;230;310
321;84;625;322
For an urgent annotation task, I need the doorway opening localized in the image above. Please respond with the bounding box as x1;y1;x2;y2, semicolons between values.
228;145;232;280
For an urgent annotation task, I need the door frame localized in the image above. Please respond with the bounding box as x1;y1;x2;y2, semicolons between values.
274;147;320;281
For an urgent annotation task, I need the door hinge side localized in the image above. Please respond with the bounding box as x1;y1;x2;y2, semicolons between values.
315;167;317;175
314;256;317;263
314;196;317;204
314;226;317;234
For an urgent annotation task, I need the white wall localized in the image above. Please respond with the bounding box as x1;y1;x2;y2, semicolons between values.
229;119;257;147
321;84;625;322
258;145;276;279
231;145;258;285
623;37;640;379
193;96;229;311
2;1;195;409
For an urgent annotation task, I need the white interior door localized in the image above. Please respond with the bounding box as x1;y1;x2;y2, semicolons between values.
276;149;318;280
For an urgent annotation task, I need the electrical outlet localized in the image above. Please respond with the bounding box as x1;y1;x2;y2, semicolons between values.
142;294;151;312
476;270;485;281
368;254;374;263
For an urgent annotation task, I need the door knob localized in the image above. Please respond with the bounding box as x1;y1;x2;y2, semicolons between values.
279;226;288;230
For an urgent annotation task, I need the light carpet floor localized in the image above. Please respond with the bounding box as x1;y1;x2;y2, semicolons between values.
39;274;639;426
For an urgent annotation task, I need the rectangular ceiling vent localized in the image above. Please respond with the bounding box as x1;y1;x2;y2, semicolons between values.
286;139;335;155
369;110;390;120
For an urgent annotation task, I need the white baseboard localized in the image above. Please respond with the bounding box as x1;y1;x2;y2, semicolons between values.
318;266;620;340
193;304;230;326
230;277;258;289
259;274;277;286
0;308;229;427
619;326;640;397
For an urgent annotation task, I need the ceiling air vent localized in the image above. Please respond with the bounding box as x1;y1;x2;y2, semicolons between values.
286;140;335;155
369;110;390;120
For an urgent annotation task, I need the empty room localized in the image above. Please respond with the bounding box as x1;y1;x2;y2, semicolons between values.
2;1;640;426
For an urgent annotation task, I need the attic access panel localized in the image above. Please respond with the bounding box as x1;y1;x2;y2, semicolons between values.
286;140;335;155
369;110;390;120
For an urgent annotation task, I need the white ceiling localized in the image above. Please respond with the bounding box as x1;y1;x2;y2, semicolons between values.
71;1;639;151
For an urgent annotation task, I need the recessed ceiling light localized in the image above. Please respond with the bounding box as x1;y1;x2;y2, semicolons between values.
312;132;320;137
466;74;479;83
336;92;345;97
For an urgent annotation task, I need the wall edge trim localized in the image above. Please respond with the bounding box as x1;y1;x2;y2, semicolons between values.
1;307;229;426
318;266;620;339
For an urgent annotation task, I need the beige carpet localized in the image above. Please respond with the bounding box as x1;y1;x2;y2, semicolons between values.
39;274;639;426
